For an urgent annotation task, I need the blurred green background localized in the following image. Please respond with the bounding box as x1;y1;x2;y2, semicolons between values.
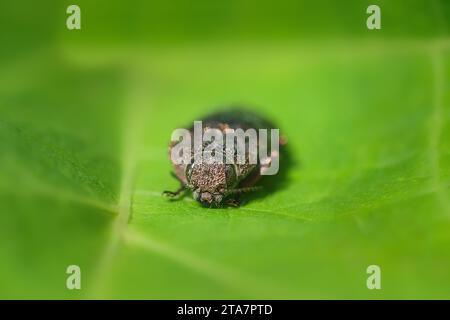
0;0;449;299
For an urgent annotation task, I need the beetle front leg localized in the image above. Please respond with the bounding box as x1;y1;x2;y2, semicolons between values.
226;197;240;208
162;184;187;199
163;171;189;199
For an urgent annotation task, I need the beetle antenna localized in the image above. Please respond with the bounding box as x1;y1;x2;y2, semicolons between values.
226;186;262;195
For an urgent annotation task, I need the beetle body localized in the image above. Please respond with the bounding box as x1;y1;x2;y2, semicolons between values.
164;109;284;207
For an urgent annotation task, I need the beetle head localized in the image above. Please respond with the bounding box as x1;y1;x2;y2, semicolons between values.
186;162;237;206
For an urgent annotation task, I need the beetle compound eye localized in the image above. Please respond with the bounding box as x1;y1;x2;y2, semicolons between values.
192;189;200;201
214;194;223;204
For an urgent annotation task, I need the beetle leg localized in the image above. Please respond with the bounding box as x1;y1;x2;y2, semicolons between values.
162;171;190;199
162;184;187;199
170;171;184;183
226;198;240;207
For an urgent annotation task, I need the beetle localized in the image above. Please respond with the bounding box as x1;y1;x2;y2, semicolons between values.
163;109;286;207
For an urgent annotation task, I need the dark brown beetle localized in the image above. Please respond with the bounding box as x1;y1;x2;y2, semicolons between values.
163;109;286;207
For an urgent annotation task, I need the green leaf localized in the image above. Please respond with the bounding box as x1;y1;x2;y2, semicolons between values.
1;0;450;299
